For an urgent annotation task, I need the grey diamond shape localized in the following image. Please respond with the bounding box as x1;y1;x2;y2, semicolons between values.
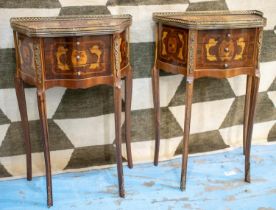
174;130;229;155
0;120;74;157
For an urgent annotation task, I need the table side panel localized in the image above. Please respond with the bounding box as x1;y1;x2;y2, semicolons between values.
17;34;37;79
119;30;129;70
158;24;189;68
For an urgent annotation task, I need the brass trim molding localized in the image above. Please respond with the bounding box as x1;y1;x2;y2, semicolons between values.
114;34;122;88
33;39;42;84
11;14;132;37
257;30;264;70
153;10;266;29
188;30;197;74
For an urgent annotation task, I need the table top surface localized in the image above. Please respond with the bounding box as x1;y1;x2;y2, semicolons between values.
153;10;266;29
10;15;132;37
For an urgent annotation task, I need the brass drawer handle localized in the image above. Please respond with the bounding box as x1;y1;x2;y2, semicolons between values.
224;63;229;68
76;55;81;60
224;47;229;52
77;71;81;76
226;33;231;38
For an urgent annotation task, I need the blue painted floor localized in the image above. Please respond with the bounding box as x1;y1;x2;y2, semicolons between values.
1;145;276;210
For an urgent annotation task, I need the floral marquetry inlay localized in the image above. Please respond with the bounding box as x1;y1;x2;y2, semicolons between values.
19;42;34;68
43;35;112;80
235;38;246;60
196;29;257;69
218;39;235;61
205;38;218;61
119;30;129;69
17;34;36;77
205;37;247;62
57;46;70;71
161;31;168;56
56;44;104;72
159;26;188;67
89;45;102;70
71;49;88;67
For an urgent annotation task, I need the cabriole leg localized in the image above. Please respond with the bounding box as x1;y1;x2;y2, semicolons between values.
152;66;160;166
125;69;133;169
243;75;253;155
114;84;125;197
180;77;194;191
245;75;259;183
37;90;53;207
14;76;32;181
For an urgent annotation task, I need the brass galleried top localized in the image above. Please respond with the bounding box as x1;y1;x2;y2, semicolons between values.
153;10;266;29
11;14;132;37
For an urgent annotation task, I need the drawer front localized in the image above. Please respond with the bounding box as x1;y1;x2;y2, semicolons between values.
158;25;189;67
196;29;257;69
44;35;112;80
197;28;256;44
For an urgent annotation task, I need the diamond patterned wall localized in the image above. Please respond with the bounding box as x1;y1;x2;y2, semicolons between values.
0;0;275;179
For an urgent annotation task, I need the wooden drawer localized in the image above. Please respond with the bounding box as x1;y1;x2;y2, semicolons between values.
44;35;112;80
197;28;257;44
196;29;257;69
158;25;189;67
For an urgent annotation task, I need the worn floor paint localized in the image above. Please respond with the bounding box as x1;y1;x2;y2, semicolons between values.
0;145;276;210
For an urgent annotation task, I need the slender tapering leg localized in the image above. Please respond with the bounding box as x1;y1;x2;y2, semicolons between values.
245;75;259;183
180;77;194;191
14;77;32;181
152;66;160;166
243;75;253;155
125;69;133;169
37;90;53;207
114;84;125;197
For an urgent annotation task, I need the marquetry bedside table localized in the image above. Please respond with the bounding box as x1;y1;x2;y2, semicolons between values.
152;11;266;190
11;14;133;207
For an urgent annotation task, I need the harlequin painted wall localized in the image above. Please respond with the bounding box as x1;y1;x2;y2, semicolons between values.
0;0;275;179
